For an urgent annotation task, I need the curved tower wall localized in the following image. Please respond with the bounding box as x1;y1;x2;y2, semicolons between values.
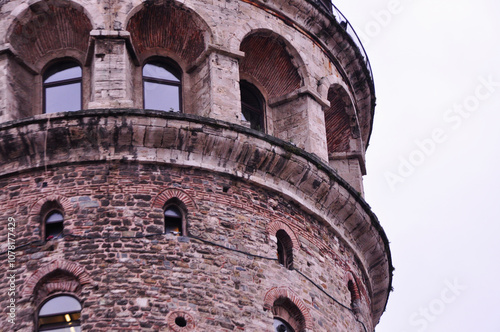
0;0;392;331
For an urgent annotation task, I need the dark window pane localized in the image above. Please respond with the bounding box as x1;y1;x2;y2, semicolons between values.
240;81;264;131
143;63;179;82
44;66;82;84
165;206;182;235
45;211;64;240
144;81;180;112
45;82;81;113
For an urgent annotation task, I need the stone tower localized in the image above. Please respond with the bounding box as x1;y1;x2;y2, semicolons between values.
0;0;392;331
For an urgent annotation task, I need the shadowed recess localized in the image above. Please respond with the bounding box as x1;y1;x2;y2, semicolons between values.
325;85;353;153
240;33;302;98
127;1;208;63
9;1;92;65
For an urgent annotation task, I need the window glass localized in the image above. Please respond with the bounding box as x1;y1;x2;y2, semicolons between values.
143;64;180;82
274;318;294;332
144;82;180;112
45;83;81;114
43;62;82;113
38;295;81;332
143;61;181;112
44;66;82;84
164;206;183;235
45;211;64;240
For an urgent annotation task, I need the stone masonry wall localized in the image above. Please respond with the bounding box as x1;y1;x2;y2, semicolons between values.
0;163;371;331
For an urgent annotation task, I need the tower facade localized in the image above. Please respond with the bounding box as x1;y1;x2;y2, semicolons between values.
0;0;392;331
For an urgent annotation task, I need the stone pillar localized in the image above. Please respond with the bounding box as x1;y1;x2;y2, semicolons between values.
202;47;243;123
88;30;135;109
270;88;329;162
0;47;36;122
329;152;366;195
0;52;11;122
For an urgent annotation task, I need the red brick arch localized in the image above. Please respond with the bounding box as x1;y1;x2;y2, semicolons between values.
8;0;93;67
29;195;74;220
21;260;92;299
152;188;198;211
263;286;313;330
240;30;303;98
266;221;300;249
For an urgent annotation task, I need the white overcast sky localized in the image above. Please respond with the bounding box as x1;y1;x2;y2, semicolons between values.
335;0;500;331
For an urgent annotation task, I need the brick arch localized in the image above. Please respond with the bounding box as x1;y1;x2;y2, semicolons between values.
29;195;74;219
126;0;212;65
21;260;92;299
263;287;313;330
325;84;358;154
266;221;300;250
345;271;363;301
7;0;93;67
153;188;198;211
240;30;303;98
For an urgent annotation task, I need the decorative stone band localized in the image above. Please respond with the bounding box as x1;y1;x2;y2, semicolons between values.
0;109;392;325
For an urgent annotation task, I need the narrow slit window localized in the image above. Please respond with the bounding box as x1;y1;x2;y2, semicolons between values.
45;211;64;241
164;205;183;236
348;279;360;311
143;61;182;112
43;61;82;113
240;81;265;131
38;295;81;331
276;230;293;270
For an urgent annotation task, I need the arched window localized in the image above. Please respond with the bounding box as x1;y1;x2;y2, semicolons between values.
164;205;184;236
43;61;82;113
38;295;81;331
45;211;64;241
348;279;361;312
276;230;293;270
272;297;305;332
240;81;265;131
143;60;182;112
274;317;295;332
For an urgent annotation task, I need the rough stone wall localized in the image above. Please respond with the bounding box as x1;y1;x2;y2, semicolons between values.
0;163;371;331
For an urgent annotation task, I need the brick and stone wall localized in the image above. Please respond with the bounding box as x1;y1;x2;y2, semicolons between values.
0;162;373;331
0;0;374;192
0;0;392;331
0;111;391;331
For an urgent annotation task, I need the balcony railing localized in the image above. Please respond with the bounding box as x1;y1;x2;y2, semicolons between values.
316;0;374;82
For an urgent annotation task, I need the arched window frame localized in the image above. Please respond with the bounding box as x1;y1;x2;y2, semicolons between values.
43;209;65;241
42;60;83;114
240;80;265;132
163;199;187;236
143;58;182;112
272;297;305;332
37;294;82;331
276;230;294;270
